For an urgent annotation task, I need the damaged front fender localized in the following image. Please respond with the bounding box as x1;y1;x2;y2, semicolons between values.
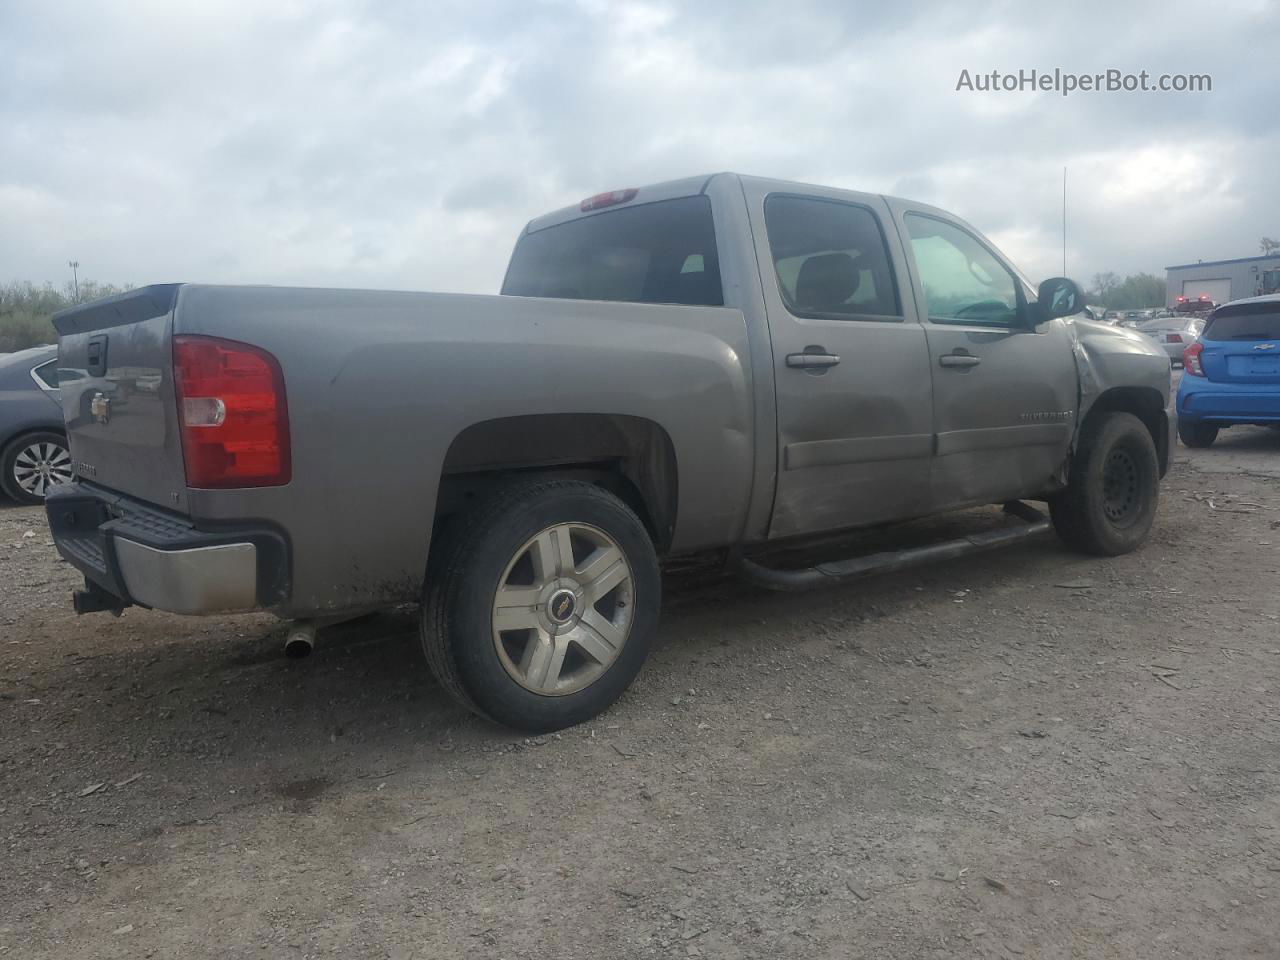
1065;316;1175;475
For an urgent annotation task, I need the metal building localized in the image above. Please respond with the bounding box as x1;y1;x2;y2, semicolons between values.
1165;254;1280;307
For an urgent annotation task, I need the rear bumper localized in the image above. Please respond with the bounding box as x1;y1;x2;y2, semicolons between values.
45;482;289;615
1177;378;1280;423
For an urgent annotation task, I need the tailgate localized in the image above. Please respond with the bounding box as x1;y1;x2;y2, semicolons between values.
53;285;189;510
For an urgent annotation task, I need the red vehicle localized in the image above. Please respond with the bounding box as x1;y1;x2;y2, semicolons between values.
1174;294;1217;316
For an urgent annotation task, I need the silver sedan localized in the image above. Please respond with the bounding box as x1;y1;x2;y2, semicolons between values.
1136;317;1204;366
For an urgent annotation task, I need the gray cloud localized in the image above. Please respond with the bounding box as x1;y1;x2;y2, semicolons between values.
1;0;1275;295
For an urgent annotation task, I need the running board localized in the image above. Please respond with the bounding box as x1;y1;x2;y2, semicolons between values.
737;501;1051;592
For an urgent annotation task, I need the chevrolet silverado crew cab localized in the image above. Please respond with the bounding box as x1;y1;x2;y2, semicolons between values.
47;173;1174;731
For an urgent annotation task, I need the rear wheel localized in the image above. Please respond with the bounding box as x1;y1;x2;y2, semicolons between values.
1;431;72;504
1177;419;1219;448
421;478;660;732
1050;412;1159;556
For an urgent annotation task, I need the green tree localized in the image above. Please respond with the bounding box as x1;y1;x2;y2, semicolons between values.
0;280;131;352
1091;271;1120;302
1262;237;1280;256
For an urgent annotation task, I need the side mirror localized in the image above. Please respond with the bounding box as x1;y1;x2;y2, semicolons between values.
1036;277;1085;320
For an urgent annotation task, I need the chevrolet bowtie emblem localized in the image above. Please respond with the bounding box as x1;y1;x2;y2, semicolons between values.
90;392;111;425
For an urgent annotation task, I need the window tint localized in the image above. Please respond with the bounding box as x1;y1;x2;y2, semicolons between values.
905;215;1019;326
32;359;59;389
1204;305;1280;341
502;196;723;306
764;196;900;320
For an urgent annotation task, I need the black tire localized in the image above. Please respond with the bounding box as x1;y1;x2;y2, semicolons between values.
421;478;661;732
1;431;71;505
1177;419;1218;448
1049;412;1159;556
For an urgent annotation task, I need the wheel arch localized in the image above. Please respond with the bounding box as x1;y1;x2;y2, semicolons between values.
434;413;679;553
1080;386;1169;476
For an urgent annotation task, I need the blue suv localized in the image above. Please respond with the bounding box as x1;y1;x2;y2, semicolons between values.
1177;295;1280;447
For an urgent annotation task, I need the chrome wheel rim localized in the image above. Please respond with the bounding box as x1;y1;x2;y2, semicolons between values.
13;440;73;498
492;522;634;696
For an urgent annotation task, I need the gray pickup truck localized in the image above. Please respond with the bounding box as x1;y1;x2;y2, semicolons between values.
46;173;1173;731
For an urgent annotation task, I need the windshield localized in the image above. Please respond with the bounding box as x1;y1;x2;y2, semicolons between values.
502;196;723;306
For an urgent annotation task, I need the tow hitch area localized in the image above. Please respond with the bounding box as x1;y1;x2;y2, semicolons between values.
737;501;1051;592
72;579;131;616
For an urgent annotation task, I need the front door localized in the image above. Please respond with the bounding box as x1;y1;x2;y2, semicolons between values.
893;208;1078;510
744;185;936;539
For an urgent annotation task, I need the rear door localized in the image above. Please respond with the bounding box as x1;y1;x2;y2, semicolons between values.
742;181;935;539
888;204;1078;510
1199;302;1280;384
53;285;189;510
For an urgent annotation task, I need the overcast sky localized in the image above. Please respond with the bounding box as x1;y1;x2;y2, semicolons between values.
2;0;1276;295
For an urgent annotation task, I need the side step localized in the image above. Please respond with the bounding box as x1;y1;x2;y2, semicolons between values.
737;501;1051;592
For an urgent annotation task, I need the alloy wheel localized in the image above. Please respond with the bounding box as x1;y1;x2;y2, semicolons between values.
491;522;634;696
12;440;73;499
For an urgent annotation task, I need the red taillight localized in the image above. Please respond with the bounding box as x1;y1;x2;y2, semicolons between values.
1177;296;1186;302
1165;333;1183;343
579;188;638;212
173;336;290;488
1184;341;1205;376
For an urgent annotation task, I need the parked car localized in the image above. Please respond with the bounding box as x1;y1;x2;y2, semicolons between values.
1137;315;1204;366
45;173;1174;731
0;345;72;504
1177;295;1280;447
1174;295;1216;317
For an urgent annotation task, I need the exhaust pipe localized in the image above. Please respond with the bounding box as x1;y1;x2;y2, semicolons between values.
282;611;376;659
284;621;317;659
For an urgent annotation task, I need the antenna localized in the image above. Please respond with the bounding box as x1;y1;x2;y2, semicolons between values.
1062;166;1067;276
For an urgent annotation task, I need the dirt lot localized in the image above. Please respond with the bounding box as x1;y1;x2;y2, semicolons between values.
3;428;1280;959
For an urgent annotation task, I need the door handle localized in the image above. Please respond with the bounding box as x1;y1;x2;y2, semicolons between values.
939;353;981;369
786;352;841;369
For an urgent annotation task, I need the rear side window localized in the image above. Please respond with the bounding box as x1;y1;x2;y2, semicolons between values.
502;196;723;306
1204;305;1280;341
31;359;59;389
764;196;901;320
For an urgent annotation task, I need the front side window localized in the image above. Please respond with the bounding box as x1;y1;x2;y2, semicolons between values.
502;196;723;307
905;215;1020;326
764;196;901;321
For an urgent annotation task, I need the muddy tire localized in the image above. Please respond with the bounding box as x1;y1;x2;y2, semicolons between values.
1177;419;1218;448
1050;412;1159;557
421;478;660;732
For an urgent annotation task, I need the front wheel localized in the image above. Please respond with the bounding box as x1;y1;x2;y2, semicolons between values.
422;479;660;732
1177;419;1218;448
1049;412;1160;556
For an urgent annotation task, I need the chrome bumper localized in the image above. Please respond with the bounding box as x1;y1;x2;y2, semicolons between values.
115;539;258;615
46;482;289;616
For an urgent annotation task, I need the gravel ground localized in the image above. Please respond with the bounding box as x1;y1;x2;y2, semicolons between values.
3;428;1280;959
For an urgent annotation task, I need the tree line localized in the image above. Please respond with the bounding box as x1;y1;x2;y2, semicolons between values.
0;281;131;352
1088;272;1166;310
